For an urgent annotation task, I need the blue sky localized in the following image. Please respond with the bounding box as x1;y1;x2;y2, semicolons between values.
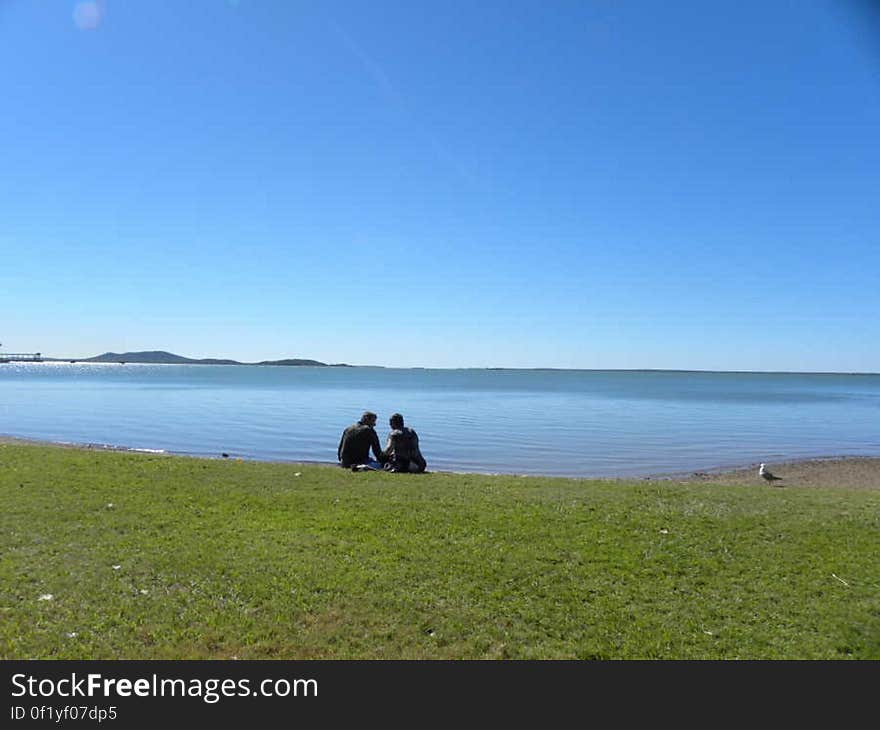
2;1;878;370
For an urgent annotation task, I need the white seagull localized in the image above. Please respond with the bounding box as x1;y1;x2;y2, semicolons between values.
759;463;783;484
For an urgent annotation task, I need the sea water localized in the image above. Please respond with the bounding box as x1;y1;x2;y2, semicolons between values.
1;362;878;477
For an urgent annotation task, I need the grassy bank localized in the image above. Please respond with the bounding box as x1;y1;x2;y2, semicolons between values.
1;443;878;659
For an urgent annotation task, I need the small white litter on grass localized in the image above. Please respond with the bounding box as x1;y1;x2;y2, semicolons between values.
112;565;121;570
139;589;149;595
659;528;669;534
66;632;77;638
106;503;114;509
832;573;850;587
294;472;302;477
38;594;54;601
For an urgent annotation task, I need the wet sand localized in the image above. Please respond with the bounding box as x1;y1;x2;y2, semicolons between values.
2;434;879;489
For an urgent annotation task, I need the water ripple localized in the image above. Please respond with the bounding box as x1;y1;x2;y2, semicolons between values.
1;364;879;476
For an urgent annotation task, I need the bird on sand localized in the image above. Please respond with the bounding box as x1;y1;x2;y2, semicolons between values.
759;463;783;484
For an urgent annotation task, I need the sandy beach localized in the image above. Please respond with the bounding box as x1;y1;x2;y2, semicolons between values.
3;434;879;490
660;457;880;490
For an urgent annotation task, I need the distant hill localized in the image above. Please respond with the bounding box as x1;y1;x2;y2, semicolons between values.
75;351;340;366
80;351;241;364
257;358;328;367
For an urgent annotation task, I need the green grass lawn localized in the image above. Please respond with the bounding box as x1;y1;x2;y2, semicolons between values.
1;443;878;659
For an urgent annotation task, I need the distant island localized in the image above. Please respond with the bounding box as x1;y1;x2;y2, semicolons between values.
46;351;351;367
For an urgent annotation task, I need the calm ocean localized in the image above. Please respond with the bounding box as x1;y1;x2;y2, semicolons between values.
1;362;879;477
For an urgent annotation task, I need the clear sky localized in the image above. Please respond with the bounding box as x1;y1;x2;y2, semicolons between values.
2;1;878;370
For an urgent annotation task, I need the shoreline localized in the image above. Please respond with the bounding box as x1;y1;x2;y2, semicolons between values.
3;433;879;489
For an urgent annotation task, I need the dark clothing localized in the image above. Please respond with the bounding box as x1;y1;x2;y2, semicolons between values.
383;427;427;473
338;422;383;468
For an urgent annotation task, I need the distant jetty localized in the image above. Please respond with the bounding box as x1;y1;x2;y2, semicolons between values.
0;352;42;363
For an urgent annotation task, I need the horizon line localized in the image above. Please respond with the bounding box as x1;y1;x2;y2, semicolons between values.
25;357;880;378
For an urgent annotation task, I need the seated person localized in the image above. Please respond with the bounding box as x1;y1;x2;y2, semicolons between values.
382;413;427;473
338;411;385;470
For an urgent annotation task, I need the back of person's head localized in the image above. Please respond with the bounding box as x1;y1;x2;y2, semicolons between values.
360;411;377;425
389;413;404;429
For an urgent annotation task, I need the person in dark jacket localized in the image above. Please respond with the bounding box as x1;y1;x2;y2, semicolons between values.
382;413;427;473
338;411;384;470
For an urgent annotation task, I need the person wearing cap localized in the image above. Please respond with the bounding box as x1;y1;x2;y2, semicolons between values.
382;413;427;473
337;411;385;470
